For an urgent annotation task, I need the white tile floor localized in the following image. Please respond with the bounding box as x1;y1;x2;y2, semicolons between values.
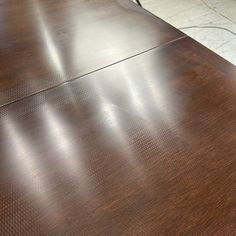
138;0;236;65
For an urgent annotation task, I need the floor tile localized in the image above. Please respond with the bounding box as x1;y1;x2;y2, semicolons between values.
140;0;236;65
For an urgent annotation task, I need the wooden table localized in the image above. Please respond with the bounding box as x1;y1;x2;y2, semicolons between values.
0;0;236;235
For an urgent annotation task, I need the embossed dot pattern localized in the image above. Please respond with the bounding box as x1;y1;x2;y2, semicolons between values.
0;36;236;235
0;0;184;107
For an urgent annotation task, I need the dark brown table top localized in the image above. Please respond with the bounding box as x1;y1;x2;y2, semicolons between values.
0;0;183;107
1;1;236;235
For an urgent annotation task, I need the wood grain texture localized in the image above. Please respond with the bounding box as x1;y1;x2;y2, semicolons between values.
0;0;183;106
1;37;236;235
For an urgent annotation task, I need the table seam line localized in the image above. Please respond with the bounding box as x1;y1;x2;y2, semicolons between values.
0;35;188;109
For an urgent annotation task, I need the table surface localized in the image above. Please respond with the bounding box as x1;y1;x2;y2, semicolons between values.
0;0;183;107
1;0;236;235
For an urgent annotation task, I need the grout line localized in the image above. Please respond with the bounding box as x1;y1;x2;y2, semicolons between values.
0;35;188;109
179;25;236;37
201;0;236;26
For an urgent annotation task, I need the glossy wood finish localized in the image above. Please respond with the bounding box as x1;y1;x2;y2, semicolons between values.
0;0;184;107
1;37;236;235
